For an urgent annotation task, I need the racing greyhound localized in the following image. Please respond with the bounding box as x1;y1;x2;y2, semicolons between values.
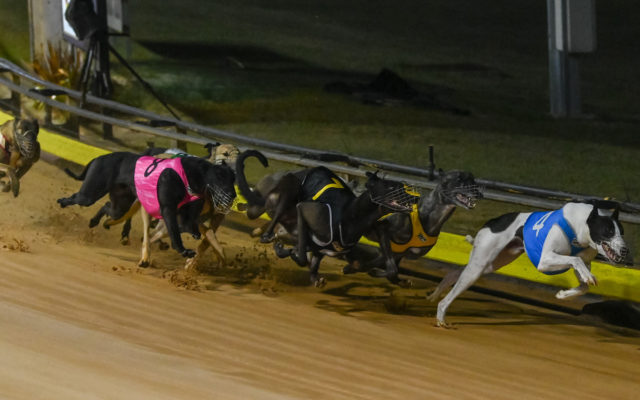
274;167;418;287
235;150;306;243
345;170;482;286
429;200;629;327
58;151;236;267
83;142;239;246
0;118;40;197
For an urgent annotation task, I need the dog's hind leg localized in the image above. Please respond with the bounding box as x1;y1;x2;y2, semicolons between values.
427;269;462;302
138;208;152;268
308;253;326;288
435;230;524;328
103;201;140;228
120;218;132;245
89;203;110;228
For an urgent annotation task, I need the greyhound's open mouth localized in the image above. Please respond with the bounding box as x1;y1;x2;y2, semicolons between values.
455;193;478;209
602;242;627;264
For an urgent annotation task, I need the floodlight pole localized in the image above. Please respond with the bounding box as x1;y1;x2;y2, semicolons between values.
546;0;596;118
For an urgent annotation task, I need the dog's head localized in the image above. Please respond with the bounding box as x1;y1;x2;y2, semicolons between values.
437;170;483;209
366;171;419;213
12;118;40;160
203;162;237;214
586;202;629;264
205;142;240;169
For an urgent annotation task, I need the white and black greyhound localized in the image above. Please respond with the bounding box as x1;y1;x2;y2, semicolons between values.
429;200;629;328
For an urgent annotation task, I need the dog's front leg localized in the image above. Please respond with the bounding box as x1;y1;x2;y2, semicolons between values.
538;253;596;287
185;225;210;271
0;164;19;197
539;254;594;299
138;208;152;267
161;205;195;258
368;225;412;287
290;202;313;266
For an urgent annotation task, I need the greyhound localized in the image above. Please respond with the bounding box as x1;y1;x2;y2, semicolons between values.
235;150;307;243
58;151;236;267
429;200;629;328
345;170;482;286
274;167;418;287
0;118;40;197
81;142;239;246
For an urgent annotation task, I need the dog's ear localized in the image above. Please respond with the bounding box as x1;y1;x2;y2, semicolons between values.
366;171;381;179
612;206;620;221
204;142;221;158
587;204;599;225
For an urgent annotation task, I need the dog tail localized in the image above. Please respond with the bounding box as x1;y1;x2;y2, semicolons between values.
64;160;93;181
235;150;268;207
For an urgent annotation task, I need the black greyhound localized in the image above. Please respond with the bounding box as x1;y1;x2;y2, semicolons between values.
274;167;418;287
76;143;230;246
235;150;307;243
344;170;482;286
58;151;236;266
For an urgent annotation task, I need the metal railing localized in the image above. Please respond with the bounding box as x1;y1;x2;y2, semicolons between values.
1;57;638;224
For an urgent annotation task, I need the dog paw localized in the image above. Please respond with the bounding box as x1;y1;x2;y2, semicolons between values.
434;320;455;329
581;272;597;286
397;279;413;289
259;233;275;243
181;249;196;258
184;257;198;270
120;237;130;246
191;232;201;240
138;260;150;268
313;277;327;288
273;242;291;258
56;198;67;208
367;268;388;278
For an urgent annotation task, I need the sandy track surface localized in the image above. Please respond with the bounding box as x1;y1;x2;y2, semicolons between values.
0;161;638;400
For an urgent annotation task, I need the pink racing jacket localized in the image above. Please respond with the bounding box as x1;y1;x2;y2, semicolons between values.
134;156;200;219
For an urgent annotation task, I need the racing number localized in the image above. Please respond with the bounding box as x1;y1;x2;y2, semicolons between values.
532;212;552;237
144;158;165;177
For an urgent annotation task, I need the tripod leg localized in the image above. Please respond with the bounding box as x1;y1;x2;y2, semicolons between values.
79;38;96;107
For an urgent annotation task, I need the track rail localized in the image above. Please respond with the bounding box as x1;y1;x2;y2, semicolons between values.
1;57;639;224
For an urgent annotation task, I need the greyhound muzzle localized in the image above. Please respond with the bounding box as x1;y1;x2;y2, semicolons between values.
443;185;483;209
371;184;420;213
206;184;236;214
600;241;629;264
14;124;39;160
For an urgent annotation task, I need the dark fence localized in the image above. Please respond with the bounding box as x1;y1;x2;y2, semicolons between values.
1;57;638;224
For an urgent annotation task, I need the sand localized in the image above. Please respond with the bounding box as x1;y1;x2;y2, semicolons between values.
0;161;638;400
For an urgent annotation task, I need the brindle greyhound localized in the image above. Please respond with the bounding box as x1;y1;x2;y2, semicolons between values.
0;118;40;197
235;150;306;243
344;170;482;286
274;167;418;287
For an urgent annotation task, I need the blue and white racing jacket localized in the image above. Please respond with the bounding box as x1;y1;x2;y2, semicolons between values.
523;209;587;275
